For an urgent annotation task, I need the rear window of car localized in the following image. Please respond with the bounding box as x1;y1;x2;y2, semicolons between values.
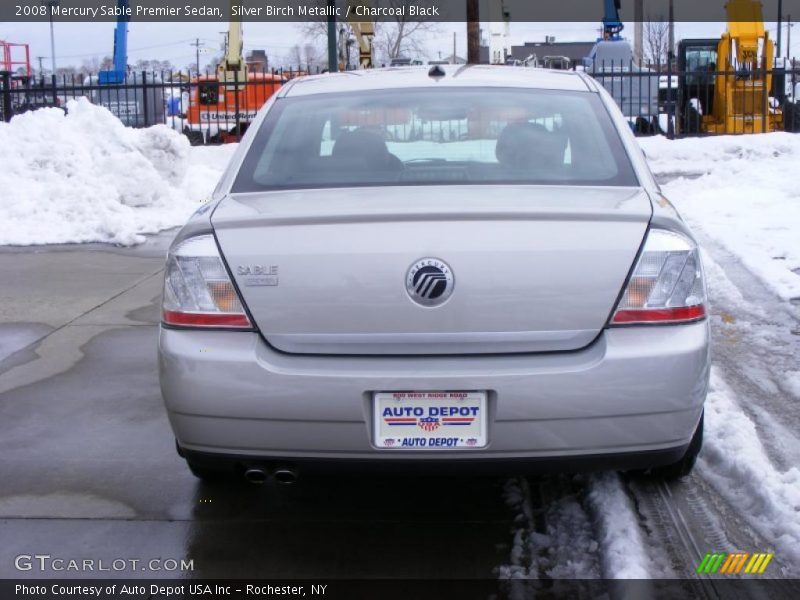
232;87;638;192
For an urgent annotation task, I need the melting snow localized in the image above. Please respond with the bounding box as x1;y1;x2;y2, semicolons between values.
640;133;800;300
698;370;800;572
0;99;235;246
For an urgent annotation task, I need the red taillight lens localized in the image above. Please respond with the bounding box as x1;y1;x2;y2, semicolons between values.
162;310;251;328
162;235;253;329
611;229;706;326
612;305;706;324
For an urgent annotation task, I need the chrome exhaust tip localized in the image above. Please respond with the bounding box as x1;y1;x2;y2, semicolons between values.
243;467;268;484
273;468;298;485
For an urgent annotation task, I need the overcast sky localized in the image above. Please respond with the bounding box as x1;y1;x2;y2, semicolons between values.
1;20;796;71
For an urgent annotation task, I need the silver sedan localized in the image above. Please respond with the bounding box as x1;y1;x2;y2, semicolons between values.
158;66;709;484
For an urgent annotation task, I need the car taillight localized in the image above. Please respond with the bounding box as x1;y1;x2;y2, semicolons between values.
162;234;252;329
611;229;706;325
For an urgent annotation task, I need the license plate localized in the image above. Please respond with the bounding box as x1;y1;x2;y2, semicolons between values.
373;391;487;449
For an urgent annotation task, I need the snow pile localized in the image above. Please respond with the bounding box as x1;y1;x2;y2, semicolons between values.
0;98;235;246
699;370;800;573
639;133;800;300
585;472;652;579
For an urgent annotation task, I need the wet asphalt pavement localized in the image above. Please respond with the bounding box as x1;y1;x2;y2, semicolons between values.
0;232;513;580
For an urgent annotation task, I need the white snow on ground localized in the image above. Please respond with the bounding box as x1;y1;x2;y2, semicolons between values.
0;99;236;246
639;133;800;300
498;477;601;580
784;372;800;399
700;248;760;316
499;473;662;581
585;472;652;579
699;369;800;575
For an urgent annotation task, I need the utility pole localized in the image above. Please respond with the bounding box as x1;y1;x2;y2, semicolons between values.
36;56;45;76
327;0;337;72
42;0;60;75
190;38;204;74
668;0;675;65
467;0;480;64
778;0;783;58
788;16;793;62
634;0;643;66
667;0;675;137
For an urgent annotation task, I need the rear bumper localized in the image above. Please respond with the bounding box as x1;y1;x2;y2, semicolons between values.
158;321;709;467
178;444;690;477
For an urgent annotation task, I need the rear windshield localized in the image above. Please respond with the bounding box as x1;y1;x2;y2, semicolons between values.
233;87;637;192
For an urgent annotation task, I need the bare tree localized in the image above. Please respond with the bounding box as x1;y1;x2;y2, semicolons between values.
133;59;175;72
296;0;439;67
81;55;127;74
184;56;219;74
81;56;101;73
289;43;323;70
305;44;323;71
54;66;78;77
372;1;441;64
205;56;221;73
644;17;670;67
297;17;339;68
373;17;439;63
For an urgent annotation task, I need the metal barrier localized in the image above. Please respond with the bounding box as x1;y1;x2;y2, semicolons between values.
587;59;800;137
588;59;663;135
1;64;798;140
0;66;320;143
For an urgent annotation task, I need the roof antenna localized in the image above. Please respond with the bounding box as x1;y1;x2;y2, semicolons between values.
428;64;446;79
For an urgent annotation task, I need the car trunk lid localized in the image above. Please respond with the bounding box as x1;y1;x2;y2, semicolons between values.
212;185;651;355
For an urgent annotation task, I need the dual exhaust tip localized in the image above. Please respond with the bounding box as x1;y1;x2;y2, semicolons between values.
243;466;297;485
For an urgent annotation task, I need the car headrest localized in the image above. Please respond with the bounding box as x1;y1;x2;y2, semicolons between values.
495;122;567;170
333;128;389;162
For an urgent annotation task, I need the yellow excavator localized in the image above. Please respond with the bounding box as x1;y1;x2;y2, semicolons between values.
348;0;375;69
340;0;374;69
677;0;795;134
